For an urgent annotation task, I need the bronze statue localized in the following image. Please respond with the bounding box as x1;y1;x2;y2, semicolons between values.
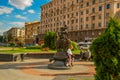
56;26;70;52
48;25;71;69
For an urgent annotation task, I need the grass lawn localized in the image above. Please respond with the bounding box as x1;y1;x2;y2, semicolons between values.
0;47;80;54
0;47;56;54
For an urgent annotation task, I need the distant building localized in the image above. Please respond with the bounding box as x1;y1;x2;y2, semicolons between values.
3;31;8;42
39;0;120;42
3;27;25;43
25;21;41;46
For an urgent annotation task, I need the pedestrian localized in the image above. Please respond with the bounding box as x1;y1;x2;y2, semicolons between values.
67;44;74;67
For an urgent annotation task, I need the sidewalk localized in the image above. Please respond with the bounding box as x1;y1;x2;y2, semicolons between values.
0;59;95;80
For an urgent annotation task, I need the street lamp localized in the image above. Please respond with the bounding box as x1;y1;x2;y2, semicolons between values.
104;0;106;28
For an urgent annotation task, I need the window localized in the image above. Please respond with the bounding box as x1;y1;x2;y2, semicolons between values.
92;31;94;35
99;0;103;3
86;24;88;28
92;23;95;29
92;0;96;5
106;4;110;9
76;25;79;30
106;21;109;27
61;0;62;3
106;13;110;18
81;11;83;15
117;3;120;8
81;4;83;8
64;15;66;19
71;13;74;17
86;9;89;14
67;14;69;18
76;12;78;16
98;14;102;19
76;19;78;23
99;6;102;11
81;25;83;29
86;17;89;21
92;16;95;20
76;0;79;3
86;2;89;7
98;22;102;27
72;1;74;5
92;8;95;13
71;20;74;24
81;0;83;2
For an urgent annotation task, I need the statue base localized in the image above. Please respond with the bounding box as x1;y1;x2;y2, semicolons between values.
48;60;70;70
48;52;70;70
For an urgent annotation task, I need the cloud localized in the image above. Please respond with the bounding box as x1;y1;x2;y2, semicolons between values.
23;12;27;14
28;10;35;14
0;6;14;15
9;0;33;10
0;22;3;26
15;15;27;20
10;22;25;27
6;15;10;17
0;30;7;35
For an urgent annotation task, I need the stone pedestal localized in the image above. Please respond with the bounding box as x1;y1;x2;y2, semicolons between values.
48;52;70;69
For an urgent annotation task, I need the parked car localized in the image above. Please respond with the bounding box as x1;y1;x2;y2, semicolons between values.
78;42;92;61
78;41;91;50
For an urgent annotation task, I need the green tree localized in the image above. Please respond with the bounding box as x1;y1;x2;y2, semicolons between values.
70;40;79;51
7;34;13;42
9;42;16;50
90;18;120;80
17;42;24;47
44;32;56;50
0;35;3;42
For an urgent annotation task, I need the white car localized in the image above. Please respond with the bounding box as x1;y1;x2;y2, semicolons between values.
78;42;91;50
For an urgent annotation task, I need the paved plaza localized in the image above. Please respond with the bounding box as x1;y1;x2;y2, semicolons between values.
0;59;95;80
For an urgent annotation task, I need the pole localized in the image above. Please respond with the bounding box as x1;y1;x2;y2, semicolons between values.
78;0;80;41
104;0;106;28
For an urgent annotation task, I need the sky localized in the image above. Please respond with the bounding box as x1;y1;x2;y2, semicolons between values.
0;0;52;35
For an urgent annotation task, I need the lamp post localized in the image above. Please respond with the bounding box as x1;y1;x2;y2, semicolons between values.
104;0;106;28
78;0;80;42
62;1;65;27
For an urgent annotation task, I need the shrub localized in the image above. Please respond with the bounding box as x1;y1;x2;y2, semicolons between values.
90;18;120;80
17;42;24;47
8;42;16;50
8;42;16;47
44;32;56;50
70;41;79;51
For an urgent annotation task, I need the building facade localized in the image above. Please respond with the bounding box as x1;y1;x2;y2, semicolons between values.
25;21;41;45
3;27;25;43
40;0;120;42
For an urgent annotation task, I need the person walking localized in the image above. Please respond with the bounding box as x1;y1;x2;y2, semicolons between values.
67;45;74;67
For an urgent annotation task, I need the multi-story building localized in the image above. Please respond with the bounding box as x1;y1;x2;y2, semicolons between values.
40;0;120;42
3;31;7;42
3;27;25;43
25;20;41;46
